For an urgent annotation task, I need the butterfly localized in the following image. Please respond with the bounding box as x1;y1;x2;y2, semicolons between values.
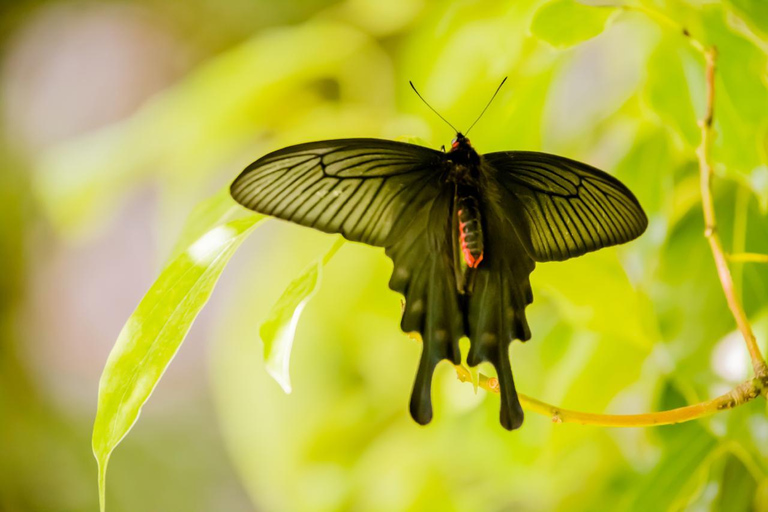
230;79;647;430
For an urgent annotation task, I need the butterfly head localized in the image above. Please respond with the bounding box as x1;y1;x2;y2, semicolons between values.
450;133;470;151
447;132;480;171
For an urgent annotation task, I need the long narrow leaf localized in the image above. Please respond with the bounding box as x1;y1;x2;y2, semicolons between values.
261;237;345;393
530;0;616;49
92;205;263;512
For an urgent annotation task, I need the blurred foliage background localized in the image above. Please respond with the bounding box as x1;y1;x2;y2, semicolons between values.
1;0;768;510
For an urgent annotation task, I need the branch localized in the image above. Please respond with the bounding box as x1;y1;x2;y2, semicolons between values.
695;46;768;381
454;365;765;427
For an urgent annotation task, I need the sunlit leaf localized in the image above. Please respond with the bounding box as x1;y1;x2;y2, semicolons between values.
530;0;616;49
750;164;768;214
701;8;768;177
724;0;768;41
92;205;263;511
260;237;345;393
621;422;717;511
612;126;675;217
642;39;700;148
757;479;768;512
534;251;654;350
713;454;759;512
167;187;248;261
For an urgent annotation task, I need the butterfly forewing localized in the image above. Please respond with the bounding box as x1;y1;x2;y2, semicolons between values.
484;151;648;262
230;139;446;246
232;138;465;426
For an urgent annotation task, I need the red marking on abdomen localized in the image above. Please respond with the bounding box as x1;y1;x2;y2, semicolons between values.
457;207;484;268
462;243;483;268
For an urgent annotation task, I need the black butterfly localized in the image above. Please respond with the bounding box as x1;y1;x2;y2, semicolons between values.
230;81;647;430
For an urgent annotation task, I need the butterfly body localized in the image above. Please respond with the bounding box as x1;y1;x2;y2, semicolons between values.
456;193;484;270
231;134;647;431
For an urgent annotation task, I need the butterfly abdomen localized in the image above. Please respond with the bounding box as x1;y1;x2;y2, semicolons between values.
456;195;484;268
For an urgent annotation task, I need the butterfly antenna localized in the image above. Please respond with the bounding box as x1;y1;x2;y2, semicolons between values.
464;76;507;136
409;81;459;133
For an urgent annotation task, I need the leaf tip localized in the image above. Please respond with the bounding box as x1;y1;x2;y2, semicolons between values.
265;363;293;394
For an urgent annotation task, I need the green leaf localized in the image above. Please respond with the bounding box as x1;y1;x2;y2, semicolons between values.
714;454;759;512
260;237;344;393
621;423;718;511
757;479;768;512
92;197;263;512
701;8;768;178
724;0;768;41
642;39;701;148
530;0;616;49
750;164;768;214
167;187;247;261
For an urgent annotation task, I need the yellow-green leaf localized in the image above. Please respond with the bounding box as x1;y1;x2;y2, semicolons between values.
642;40;701;148
92;196;263;512
724;0;768;41
261;237;345;393
530;0;616;49
167;187;246;261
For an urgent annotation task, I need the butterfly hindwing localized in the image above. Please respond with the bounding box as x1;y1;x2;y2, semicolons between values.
484;151;648;262
385;188;464;425
230;139;446;246
465;195;536;430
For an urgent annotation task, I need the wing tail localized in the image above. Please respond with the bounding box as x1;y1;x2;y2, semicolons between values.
386;192;463;425
494;336;524;431
466;209;535;430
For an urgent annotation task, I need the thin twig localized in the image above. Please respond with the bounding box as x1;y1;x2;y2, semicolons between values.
454;366;765;427
728;253;768;264
695;46;768;381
